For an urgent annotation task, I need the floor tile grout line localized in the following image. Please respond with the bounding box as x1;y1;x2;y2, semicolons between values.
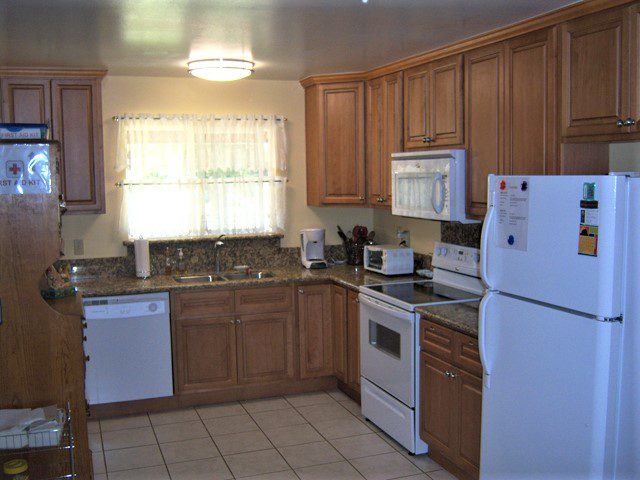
146;412;172;479
193;402;238;479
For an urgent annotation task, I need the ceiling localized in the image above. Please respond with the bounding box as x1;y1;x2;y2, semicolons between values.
0;0;578;81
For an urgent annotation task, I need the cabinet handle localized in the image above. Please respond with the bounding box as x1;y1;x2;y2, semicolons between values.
468;341;476;347
422;136;428;143
428;326;436;332
82;322;88;329
355;297;359;304
82;336;87;342
359;196;365;201
624;117;636;127
617;118;625;127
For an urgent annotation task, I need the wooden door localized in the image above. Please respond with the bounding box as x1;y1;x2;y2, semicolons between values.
455;370;482;477
505;28;558;175
1;77;51;124
346;289;360;392
404;64;430;148
429;54;464;147
175;316;238;392
298;284;333;378
366;77;384;205
465;43;505;219
236;312;295;384
318;82;366;204
332;285;348;383
630;3;640;133
561;8;630;137
419;352;457;457
52;78;105;213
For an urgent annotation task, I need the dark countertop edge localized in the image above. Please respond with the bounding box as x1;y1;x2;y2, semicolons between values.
416;303;480;338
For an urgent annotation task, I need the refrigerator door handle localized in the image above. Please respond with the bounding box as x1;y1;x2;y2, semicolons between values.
479;291;493;389
480;187;497;289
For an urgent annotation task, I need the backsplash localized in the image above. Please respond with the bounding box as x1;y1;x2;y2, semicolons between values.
441;222;482;248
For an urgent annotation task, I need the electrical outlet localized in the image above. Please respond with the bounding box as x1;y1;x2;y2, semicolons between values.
73;239;84;256
396;227;410;247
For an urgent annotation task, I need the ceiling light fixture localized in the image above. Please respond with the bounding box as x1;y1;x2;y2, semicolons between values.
188;58;255;81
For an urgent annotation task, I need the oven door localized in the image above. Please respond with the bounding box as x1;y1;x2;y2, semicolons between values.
359;293;416;407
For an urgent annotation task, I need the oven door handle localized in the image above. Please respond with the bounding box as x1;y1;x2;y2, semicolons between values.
358;294;415;323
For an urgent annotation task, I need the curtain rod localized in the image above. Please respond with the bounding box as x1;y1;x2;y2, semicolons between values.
112;115;287;122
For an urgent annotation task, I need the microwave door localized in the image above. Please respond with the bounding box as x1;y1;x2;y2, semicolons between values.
393;170;446;219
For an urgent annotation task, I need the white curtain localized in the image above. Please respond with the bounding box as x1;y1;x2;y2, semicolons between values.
115;114;287;239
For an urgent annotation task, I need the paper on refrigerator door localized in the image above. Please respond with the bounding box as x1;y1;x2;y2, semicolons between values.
494;177;530;252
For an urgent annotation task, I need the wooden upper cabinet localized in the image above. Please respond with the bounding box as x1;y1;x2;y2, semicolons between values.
331;285;348;383
630;2;640;134
366;72;402;206
236;311;294;384
505;28;558;176
404;54;463;149
305;82;366;206
52;78;105;214
298;284;333;379
561;7;630;137
1;77;51;124
465;43;504;219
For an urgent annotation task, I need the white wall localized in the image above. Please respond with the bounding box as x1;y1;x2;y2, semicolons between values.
61;75;373;258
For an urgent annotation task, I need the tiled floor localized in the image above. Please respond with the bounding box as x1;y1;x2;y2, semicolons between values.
88;390;458;480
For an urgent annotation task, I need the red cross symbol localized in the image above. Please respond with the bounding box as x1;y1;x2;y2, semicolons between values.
9;163;21;175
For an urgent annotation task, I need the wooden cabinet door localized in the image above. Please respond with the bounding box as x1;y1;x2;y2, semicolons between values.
236;311;295;384
404;64;430;148
175;316;237;392
465;43;505;219
331;285;348;383
366;77;384;206
419;352;456;457
298;284;333;378
455;370;482;477
346;289;360;392
630;3;640;133
318;82;366;204
429;54;464;147
367;72;402;206
1;77;51;124
505;28;558;175
52;78;105;213
561;8;630;137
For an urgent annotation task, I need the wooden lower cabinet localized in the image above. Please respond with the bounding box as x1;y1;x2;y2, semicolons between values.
420;320;482;480
237;311;295;384
346;289;360;393
176;316;238;392
332;286;361;398
332;285;348;383
298;284;334;378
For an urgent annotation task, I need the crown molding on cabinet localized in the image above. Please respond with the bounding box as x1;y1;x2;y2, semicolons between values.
0;67;107;78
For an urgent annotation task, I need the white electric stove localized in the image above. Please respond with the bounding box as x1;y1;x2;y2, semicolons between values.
359;242;483;454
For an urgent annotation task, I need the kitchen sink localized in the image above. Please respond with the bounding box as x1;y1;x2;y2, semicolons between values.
173;274;226;283
173;271;275;283
220;271;275;280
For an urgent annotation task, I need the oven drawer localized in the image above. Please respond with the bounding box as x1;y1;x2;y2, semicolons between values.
361;378;419;453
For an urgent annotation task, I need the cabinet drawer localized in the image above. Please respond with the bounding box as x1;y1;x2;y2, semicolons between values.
173;289;235;319
235;285;293;314
453;332;482;377
420;319;454;362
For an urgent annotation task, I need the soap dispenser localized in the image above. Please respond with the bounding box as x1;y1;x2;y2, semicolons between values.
176;248;186;274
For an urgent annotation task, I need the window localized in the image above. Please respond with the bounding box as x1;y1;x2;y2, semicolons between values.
115;114;287;239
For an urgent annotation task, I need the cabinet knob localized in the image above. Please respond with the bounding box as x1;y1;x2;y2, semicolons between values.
82;322;88;329
82;336;87;342
445;371;451;378
422;136;428;143
298;288;304;294
85;355;90;362
229;319;235;324
235;318;241;324
449;371;457;379
617;118;625;127
426;136;433;143
359;196;365;201
428;326;436;332
623;117;636;127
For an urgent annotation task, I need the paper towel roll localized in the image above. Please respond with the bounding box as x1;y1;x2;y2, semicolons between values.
134;238;151;279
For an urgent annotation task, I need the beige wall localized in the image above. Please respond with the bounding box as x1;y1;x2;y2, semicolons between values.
372;209;440;255
61;75;373;258
610;142;640;171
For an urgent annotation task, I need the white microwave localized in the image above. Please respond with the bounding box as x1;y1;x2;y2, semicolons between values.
391;149;478;223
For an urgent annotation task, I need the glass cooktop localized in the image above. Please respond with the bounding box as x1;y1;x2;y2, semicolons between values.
365;281;480;306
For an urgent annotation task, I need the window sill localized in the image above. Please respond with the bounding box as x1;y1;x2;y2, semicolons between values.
122;232;284;246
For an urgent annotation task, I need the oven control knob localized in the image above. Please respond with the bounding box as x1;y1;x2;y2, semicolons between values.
148;303;158;312
441;247;448;256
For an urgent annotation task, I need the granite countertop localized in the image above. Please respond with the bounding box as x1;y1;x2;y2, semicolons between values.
72;264;413;297
416;301;480;338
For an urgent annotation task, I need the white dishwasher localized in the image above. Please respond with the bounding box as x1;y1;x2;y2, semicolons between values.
83;292;173;405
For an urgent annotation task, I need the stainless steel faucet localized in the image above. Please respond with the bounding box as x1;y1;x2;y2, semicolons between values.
213;235;225;273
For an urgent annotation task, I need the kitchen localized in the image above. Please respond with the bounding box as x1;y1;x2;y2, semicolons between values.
1;0;639;479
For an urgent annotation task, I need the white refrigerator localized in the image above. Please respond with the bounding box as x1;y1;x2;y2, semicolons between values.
479;173;639;480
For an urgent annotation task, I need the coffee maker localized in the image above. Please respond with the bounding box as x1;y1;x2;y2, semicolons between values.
300;228;328;269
